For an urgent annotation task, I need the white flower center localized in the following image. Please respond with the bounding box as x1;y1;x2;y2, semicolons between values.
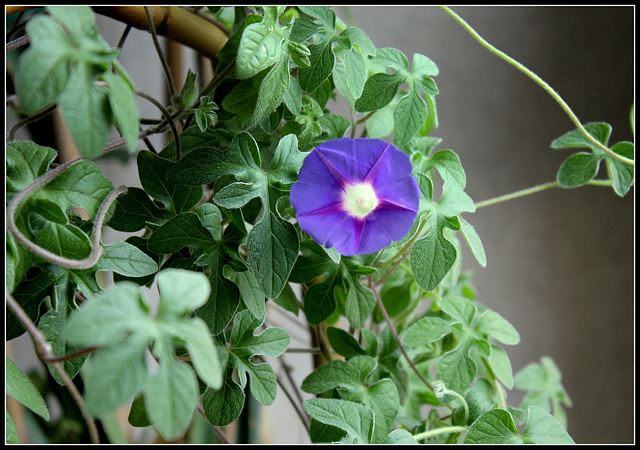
342;183;379;218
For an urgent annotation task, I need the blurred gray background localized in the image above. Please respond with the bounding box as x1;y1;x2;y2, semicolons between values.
7;6;633;444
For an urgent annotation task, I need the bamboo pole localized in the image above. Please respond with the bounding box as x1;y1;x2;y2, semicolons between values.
6;6;229;60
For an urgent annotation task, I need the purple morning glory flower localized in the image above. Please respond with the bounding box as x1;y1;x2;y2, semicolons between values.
290;137;419;256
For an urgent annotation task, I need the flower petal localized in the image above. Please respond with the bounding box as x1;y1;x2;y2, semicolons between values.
290;152;344;217
290;137;420;256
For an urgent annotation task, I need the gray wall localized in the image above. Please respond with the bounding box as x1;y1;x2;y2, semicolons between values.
341;6;633;444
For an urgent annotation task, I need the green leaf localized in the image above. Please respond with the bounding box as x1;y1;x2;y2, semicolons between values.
301;356;400;442
441;295;476;326
236;21;284;79
464;409;522;444
6;411;18;444
127;396;150;428
298;6;336;33
238;268;267;320
522;406;574;444
33;221;91;260
411;53;439;78
420;149;467;188
410;217;457;292
401;316;451;348
382;429;418;444
223;310;290;406
605;141;634;196
436;345;477;395
156;268;211;316
344;273;376;329
96;241;158;278
341;48;367;99
327;326;367;358
62;282;151;347
339;27;376;56
475;310;520;345
195;203;222;240
7;269;56;340
15;15;71;114
147;212;240;334
299;41;336;93
58;62;111;159
556;152;601;188
514;356;572;428
40;159;114;218
301;356;376;394
459;217;486;267
101;71;139;152
487;344;514;389
284;75;303;114
106;187;167;232
46;6;105;52
393;88;427;146
364;101;395;139
165;319;222;390
5;141;57;201
303;398;374;444
273;282;299;315
147;211;216;254
202;372;245;426
167;132;260;186
173;69;199;110
437;184;475;219
83;334;149;415
144;353;199;440
248;47;290;130
303;270;341;324
247;206;299;299
29;197;68;224
465;378;496;424
38;288;88;383
550;122;611;150
137;150;203;216
229;310;290;359
355;73;404;112
6;356;50;421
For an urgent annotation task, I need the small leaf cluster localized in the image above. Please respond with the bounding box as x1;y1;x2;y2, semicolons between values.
62;269;221;440
7;5;630;444
15;6;139;158
553;122;634;196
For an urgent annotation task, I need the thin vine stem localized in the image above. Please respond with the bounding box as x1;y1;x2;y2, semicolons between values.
196;404;231;444
474;179;612;210
6;156;128;270
367;275;433;391
6;293;100;444
7;104;57;141
439;6;634;167
412;425;468;441
6;33;29;51
135;89;181;161
480;356;507;410
274;369;311;434
144;6;176;99
182;60;236;131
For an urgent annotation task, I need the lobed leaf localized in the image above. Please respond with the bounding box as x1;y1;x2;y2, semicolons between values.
6;356;50;421
303;398;375;444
